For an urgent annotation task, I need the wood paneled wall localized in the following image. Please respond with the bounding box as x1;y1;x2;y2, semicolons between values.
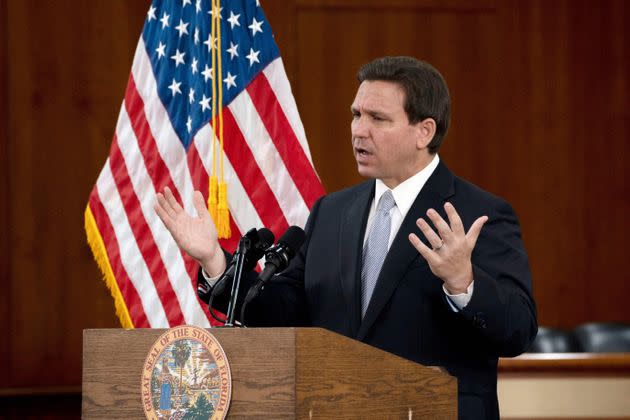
1;0;628;414
3;0;147;394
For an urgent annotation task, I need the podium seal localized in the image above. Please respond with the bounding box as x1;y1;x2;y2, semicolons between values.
141;325;232;419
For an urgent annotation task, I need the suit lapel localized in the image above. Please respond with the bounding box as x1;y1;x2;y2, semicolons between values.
338;181;374;336
356;161;455;341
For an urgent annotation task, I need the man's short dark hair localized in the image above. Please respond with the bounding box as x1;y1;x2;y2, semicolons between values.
357;56;451;154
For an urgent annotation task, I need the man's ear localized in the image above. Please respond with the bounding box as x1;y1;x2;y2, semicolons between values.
414;118;436;150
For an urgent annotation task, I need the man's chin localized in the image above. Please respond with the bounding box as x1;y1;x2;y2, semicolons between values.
356;164;377;179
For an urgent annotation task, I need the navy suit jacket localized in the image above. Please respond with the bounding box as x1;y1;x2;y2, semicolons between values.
208;161;537;419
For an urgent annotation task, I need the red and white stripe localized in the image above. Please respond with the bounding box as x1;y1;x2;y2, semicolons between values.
88;38;324;328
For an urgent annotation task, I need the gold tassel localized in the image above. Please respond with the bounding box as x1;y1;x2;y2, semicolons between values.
208;175;219;225
217;181;231;238
84;205;134;329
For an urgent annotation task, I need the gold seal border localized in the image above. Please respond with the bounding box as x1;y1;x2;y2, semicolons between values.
140;325;232;419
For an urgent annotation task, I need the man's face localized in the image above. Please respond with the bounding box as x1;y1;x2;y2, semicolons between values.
351;80;429;189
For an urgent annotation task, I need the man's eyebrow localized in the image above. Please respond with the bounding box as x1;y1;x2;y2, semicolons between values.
350;106;388;117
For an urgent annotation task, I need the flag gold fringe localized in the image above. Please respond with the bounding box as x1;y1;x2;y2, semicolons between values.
217;181;231;237
84;205;134;329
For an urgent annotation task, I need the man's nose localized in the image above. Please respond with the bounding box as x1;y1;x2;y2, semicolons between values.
351;117;368;138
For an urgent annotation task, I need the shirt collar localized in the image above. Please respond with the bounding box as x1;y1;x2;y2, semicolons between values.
373;154;440;217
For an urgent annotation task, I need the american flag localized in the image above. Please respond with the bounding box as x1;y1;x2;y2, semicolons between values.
85;0;324;328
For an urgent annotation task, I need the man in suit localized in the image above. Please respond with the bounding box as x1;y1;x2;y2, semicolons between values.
155;56;537;419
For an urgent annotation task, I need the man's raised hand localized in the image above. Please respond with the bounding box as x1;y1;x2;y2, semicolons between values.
408;202;487;294
154;187;226;277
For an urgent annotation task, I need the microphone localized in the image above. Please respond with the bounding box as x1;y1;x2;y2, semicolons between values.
257;226;306;285
197;228;274;303
240;226;306;325
212;227;275;297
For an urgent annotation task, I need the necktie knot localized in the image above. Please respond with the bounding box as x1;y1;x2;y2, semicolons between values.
377;190;395;214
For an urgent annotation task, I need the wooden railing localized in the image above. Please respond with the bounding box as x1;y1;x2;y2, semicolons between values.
499;352;630;374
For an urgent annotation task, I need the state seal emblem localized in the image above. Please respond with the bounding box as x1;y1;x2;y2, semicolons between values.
141;325;232;419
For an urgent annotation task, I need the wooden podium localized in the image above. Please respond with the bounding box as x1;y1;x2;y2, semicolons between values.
83;327;456;418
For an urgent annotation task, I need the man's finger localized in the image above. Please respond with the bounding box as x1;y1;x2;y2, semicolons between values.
409;233;439;265
426;208;453;241
159;188;178;215
192;190;210;219
164;186;184;214
154;202;174;230
156;193;176;219
466;215;489;246
444;202;465;236
416;218;444;250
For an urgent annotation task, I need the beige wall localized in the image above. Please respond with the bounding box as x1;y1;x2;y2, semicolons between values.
499;376;630;418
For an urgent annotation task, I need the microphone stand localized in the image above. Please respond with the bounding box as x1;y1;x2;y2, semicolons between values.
224;241;247;327
239;278;262;328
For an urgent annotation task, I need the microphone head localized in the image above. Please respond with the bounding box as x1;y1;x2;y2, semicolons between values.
241;227;276;271
278;226;306;252
265;226;305;269
214;227;277;298
238;228;259;252
256;228;275;250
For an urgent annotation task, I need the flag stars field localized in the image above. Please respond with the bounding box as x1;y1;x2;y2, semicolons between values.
143;1;280;141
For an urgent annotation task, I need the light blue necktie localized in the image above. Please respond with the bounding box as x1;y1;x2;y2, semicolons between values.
361;190;396;317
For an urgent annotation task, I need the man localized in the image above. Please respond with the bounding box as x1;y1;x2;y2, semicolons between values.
155;56;537;419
